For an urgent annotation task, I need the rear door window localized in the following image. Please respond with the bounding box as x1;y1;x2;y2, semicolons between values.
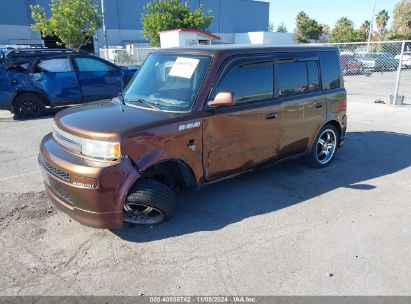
74;57;110;72
307;61;320;92
214;63;273;105
37;58;73;72
277;61;308;97
319;51;341;90
277;59;321;97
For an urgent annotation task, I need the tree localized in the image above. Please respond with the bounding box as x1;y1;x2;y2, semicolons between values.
322;24;330;35
329;17;365;43
276;22;287;33
294;11;323;43
268;22;275;32
387;0;411;40
360;20;371;39
142;0;213;47
30;0;101;50
375;9;389;40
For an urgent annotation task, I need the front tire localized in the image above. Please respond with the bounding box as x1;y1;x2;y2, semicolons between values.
124;179;176;225
307;125;339;168
13;93;45;119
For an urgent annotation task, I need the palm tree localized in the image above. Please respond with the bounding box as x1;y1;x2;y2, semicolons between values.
375;10;389;40
360;20;371;39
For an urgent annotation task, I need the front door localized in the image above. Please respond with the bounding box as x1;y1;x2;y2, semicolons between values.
203;57;282;181
72;56;122;101
29;57;82;105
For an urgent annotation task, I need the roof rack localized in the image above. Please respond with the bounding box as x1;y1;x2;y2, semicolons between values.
9;48;88;56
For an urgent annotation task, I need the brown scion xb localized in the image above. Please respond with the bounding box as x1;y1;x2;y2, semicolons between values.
39;45;347;229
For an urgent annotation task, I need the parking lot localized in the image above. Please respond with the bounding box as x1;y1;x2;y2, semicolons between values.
344;69;411;104
1;91;411;295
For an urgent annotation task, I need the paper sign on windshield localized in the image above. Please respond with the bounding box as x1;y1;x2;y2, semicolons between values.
169;57;199;79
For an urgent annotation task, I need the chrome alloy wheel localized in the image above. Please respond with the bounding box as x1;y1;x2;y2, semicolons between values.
124;203;165;225
316;129;337;165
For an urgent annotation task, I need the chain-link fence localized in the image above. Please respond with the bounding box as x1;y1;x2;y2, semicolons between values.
100;47;157;67
327;40;411;106
99;41;411;106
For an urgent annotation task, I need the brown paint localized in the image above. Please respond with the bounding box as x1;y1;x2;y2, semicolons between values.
39;45;347;229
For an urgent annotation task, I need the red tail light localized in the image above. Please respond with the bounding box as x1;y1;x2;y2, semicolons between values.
337;99;347;111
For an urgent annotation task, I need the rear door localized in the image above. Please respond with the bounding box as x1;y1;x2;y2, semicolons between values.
203;56;282;181
72;55;123;101
276;53;326;157
29;56;82;105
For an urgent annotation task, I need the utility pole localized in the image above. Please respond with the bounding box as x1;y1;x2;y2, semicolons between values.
367;0;376;52
101;0;109;49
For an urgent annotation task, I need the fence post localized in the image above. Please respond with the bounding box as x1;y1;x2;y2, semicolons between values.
393;40;406;107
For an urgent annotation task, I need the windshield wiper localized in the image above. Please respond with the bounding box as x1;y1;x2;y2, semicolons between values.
127;98;161;111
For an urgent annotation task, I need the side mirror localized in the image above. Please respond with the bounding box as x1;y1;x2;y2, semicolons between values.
208;92;235;107
108;65;119;73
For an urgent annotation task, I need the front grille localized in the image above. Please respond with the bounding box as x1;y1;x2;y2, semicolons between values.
52;123;82;154
40;156;71;183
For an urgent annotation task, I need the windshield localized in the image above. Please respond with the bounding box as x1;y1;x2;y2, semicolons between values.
0;49;10;63
344;55;356;62
124;53;211;112
363;54;380;60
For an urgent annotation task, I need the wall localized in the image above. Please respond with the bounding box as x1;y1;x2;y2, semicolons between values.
0;0;269;47
0;0;44;45
235;32;294;45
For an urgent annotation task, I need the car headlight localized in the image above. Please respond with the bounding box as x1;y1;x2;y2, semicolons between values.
81;138;121;160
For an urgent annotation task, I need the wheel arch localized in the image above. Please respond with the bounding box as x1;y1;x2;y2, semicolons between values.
325;120;342;145
137;158;198;192
12;91;51;109
310;119;343;152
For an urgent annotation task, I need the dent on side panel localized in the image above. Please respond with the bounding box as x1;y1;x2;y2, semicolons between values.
0;68;28;109
29;71;81;104
122;120;204;184
203;108;281;181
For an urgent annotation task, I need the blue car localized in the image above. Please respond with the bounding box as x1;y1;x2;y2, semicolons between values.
0;49;138;119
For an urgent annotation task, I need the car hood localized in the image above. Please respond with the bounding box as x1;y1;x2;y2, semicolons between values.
54;99;188;141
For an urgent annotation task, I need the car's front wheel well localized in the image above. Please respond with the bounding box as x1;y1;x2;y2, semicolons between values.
139;160;197;192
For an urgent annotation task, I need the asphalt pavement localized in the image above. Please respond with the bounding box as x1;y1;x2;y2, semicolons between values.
0;96;410;295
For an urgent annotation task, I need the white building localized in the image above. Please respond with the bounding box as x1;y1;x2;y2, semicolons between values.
235;32;294;45
159;28;221;48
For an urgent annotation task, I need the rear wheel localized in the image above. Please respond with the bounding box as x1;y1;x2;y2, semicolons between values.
13;93;45;119
124;179;176;225
307;125;339;168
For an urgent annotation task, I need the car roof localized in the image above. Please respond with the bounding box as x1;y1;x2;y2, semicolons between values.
154;44;339;56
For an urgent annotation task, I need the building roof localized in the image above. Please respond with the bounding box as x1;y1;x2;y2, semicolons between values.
158;28;221;40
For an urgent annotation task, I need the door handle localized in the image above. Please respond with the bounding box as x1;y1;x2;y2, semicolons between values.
265;113;278;120
315;103;323;108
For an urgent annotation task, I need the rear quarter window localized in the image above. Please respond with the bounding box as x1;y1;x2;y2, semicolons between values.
319;51;341;90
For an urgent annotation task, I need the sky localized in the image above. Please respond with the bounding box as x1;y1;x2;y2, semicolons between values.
269;0;399;32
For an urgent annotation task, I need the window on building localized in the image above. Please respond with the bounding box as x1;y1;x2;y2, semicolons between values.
319;51;341;90
74;57;110;72
214;63;273;104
